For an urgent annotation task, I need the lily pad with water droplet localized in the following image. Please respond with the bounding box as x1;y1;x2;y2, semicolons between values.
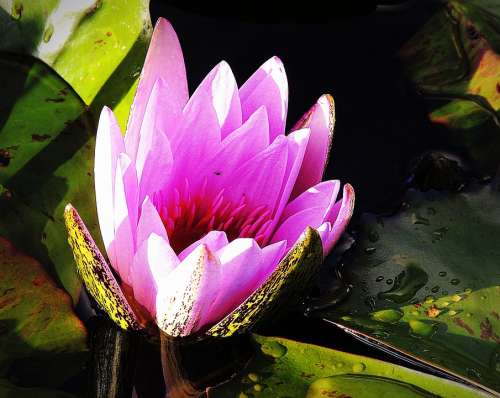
321;183;500;393
208;335;486;398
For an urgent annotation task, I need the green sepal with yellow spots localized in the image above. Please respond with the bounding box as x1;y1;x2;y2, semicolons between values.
207;227;323;337
64;204;140;331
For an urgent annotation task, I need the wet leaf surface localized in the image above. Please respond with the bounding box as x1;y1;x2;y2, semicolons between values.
0;0;152;129
209;335;486;398
321;183;500;393
0;237;87;392
0;53;98;301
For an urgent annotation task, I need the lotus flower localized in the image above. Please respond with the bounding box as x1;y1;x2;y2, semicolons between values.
65;18;354;337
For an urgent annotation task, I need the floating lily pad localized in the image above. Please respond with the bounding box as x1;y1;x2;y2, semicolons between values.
321;183;500;394
209;335;486;398
0;237;87;391
0;53;98;301
399;0;500;174
0;0;152;129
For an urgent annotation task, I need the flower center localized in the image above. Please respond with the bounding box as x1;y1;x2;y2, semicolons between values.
154;178;273;253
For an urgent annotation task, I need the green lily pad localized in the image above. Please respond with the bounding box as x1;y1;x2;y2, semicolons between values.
399;0;500;174
321;183;500;394
0;0;152;129
0;53;98;301
0;237;87;391
209;335;486;398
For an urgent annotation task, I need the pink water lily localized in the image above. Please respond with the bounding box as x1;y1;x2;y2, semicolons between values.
91;18;354;337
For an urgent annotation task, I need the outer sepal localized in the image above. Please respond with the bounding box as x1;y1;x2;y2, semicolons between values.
207;227;323;337
64;204;141;331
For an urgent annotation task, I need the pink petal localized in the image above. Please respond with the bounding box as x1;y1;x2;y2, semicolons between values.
291;94;335;198
136;196;168;249
134;80;174;202
322;184;355;254
109;154;138;285
167;65;232;187
223;135;289;217
156;244;221;336
316;221;332;256
208;61;242;139
131;233;178;315
94;107;125;257
281;180;340;221
264;128;310;242
125;18;188;158
178;230;229;261
271;180;340;251
197;106;270;194
205;239;286;325
239;57;288;141
271;207;327;251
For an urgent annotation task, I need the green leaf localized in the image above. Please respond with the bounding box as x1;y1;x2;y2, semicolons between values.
0;237;87;391
0;53;98;302
321;183;500;394
0;0;152;130
399;0;500;174
209;335;486;398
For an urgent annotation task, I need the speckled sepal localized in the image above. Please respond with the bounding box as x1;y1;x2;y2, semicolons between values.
207;227;324;337
64;204;141;331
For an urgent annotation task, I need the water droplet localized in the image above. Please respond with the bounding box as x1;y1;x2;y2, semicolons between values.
450;279;460;285
253;384;263;392
412;213;430;225
431;286;440;293
371;309;403;323
451;294;462;302
352;363;366;373
43;23;54;43
481;295;487;300
365;247;376;255
466;312;472;318
466;368;481;379
409;320;436;337
368;230;379;242
248;373;259;382
378;264;428;303
376;276;384;282
260;341;287;358
438;271;447;277
431;227;449;242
